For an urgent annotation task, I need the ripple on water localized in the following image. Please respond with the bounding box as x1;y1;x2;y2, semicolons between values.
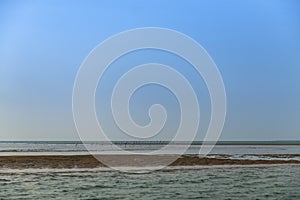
0;165;299;199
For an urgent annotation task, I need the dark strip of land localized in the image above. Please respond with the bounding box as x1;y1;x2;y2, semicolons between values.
0;155;299;169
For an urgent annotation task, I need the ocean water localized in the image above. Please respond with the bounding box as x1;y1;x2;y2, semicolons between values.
0;165;299;199
0;141;299;156
0;142;299;199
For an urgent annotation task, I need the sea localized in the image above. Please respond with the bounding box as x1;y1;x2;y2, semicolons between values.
0;141;299;199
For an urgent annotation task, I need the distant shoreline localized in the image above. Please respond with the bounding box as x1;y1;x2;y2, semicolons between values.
1;141;300;145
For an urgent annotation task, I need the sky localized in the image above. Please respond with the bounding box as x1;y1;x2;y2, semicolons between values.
0;0;299;141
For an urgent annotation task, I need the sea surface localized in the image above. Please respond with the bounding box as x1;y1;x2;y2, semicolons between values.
0;165;299;199
0;141;299;161
0;142;299;199
0;142;300;154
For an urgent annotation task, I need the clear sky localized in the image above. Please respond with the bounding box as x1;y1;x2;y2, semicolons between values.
0;0;299;141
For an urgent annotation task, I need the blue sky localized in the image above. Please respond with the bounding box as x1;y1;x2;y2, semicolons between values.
0;0;299;141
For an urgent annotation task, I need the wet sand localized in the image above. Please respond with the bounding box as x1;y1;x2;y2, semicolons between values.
0;154;299;169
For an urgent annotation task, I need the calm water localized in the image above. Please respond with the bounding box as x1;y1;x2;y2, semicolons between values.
0;165;299;199
0;142;299;156
0;142;299;199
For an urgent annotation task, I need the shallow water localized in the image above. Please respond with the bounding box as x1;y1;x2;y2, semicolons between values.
0;142;299;199
0;142;299;156
0;165;299;199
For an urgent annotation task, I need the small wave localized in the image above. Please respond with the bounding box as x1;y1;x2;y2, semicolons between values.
1;164;300;174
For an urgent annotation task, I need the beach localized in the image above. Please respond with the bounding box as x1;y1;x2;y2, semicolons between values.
0;142;299;199
0;154;300;169
0;142;299;169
